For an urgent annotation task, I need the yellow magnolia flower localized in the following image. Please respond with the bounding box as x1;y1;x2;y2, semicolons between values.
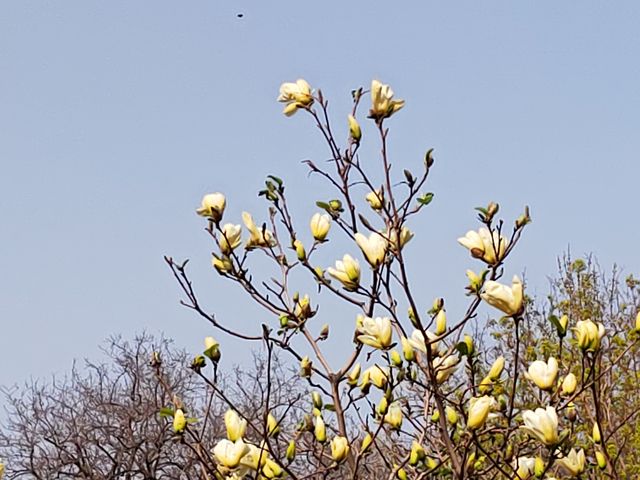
262;458;283;479
409;441;425;465
196;192;226;221
356;315;392;349
310;213;331;241
211;253;233;273
355;232;388;268
513;456;535;480
204;336;221;362
561;373;577;395
386;226;414;253
314;416;327;443
327;254;361;290
526;357;558;391
219;223;242;255
267;413;280;436
434;309;447;335
401;336;415;362
383;402;403;429
433;353;460;383
574;319;605;351
467;396;495;430
457;227;508;265
556;448;585;477
242;212;275;249
361;365;389;390
481;275;524;317
635;311;640;332
277;79;313;116
407;328;439;354
348;114;362;141
173;408;186;433
366;189;384;210
213;438;250;468
520;406;559;446
225;409;247;441
592;422;601;444
361;433;373;452
369;79;405;120
347;362;361;385
488;356;505;380
330;436;350;463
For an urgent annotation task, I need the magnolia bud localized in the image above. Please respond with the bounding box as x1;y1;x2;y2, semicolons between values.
593;422;602;444
534;457;545;478
300;356;312;378
401;337;415;362
431;297;444;313
562;373;577;395
390;350;403;367
293;239;306;261
348;114;362;142
596;450;607;469
435;310;447;335
431;409;440;423
464;334;474;356
488;356;505;380
446;406;458;425
409;441;425;466
347;363;361;386
635;311;640;333
396;467;408;480
361;432;373;452
312;392;323;410
566;403;577;422
267;413;280;436
377;396;389;415
314;416;326;443
558;314;569;336
286;440;296;462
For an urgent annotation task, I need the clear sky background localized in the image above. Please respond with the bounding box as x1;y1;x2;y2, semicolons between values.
1;2;639;387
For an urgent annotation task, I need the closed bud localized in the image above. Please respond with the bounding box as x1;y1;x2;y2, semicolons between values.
361;432;373;453
486;202;499;219
204;337;221;363
596;450;607;469
464;334;475;356
561;373;577;395
286;440;296;462
173;408;187;433
312;392;323;410
478;375;493;394
409;441;425;465
196;192;226;221
488;356;505;380
396;467;408;480
267;413;280;436
191;355;206;371
435;310;447;335
431;409;440;423
390;350;403;367
465;452;476;474
300;356;312;378
635;311;640;333
401;337;415;362
318;323;329;341
330;435;350;463
314;416;327;443
224;410;247;441
377;396;389;415
408;307;419;327
534;457;545;478
446;406;458;425
293;239;306;260
515;205;531;228
558;314;569;336
592;422;602;444
366;189;384;210
566;402;577;422
348;114;362;142
347;363;361;386
310;213;331;241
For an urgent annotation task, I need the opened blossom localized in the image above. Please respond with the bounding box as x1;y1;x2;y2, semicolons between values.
520;406;559;446
407;328;439;354
526;357;558;391
327;254;361;290
481;275;524;316
556;448;586;477
196;192;226;221
356;315;392;350
433;353;460;383
457;227;508;265
213;439;250;469
277;79;313;116
369;79;405;120
330;436;350;463
242;212;275;249
574;319;605;351
219;223;242;255
467;395;496;430
513;457;535;480
354;232;387;268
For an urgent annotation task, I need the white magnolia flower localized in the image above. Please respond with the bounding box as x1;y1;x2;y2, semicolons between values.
520;406;559;446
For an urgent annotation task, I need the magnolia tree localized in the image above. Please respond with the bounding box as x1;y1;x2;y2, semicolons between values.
163;79;640;480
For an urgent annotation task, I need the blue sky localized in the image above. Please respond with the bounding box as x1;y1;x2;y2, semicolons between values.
1;2;639;386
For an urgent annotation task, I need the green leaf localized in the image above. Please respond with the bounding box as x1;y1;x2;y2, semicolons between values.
267;175;283;187
454;342;469;357
324;404;336;412
159;407;175;418
316;201;330;211
418;193;434;206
